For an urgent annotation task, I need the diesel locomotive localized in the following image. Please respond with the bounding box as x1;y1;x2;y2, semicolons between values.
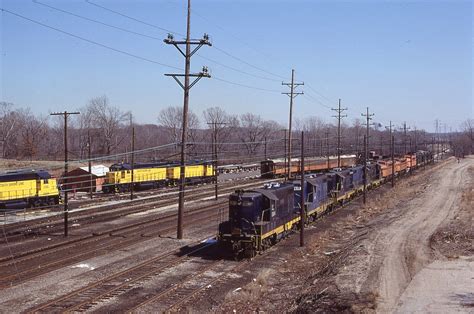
218;151;433;258
0;170;60;209
102;160;214;193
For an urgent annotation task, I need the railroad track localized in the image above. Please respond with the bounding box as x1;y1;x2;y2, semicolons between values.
128;259;249;313
26;238;219;313
0;202;228;288
1;178;270;243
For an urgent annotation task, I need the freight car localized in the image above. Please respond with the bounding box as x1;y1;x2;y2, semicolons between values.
0;170;60;210
103;161;214;193
260;155;357;178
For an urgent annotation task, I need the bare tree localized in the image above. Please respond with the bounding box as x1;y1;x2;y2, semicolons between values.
157;106;200;154
238;113;272;157
86;95;129;155
15;109;48;160
0;102;18;158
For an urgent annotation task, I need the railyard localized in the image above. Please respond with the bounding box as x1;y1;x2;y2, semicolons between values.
0;155;471;312
1;0;472;313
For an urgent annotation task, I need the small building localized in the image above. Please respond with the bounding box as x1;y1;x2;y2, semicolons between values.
64;165;109;192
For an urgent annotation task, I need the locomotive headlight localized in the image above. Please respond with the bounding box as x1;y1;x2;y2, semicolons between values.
242;201;253;207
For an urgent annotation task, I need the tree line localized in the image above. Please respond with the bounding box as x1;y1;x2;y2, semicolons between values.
0;96;472;165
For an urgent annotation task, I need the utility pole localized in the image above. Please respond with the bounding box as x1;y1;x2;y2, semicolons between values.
386;121;395;187
207;122;226;200
50;111;80;237
414;127;418;152
325;130;330;170
88;130;93;200
164;0;211;239
300;131;305;247
282;69;304;180
402;122;411;155
435;119;440;161
130;126;135;200
264;136;267;160
283;129;287;176
331;99;347;168
361;107;374;204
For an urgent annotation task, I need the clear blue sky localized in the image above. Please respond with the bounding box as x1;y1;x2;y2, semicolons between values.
0;0;472;132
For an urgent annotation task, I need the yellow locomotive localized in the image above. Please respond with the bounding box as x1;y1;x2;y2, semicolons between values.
102;161;214;193
0;170;60;209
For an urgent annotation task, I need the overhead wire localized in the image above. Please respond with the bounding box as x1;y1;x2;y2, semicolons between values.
33;1;286;87
33;0;162;40
83;0;289;81
0;8;183;71
84;0;184;36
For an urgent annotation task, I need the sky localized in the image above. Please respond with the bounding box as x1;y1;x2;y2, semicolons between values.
0;0;472;132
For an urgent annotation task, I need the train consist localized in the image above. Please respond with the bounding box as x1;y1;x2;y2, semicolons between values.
260;155;358;178
102;161;214;193
0;170;60;209
218;151;433;258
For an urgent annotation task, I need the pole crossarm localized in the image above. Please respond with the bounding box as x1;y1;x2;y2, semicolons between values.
165;69;211;90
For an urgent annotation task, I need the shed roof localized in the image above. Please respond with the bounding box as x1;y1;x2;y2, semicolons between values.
79;165;109;177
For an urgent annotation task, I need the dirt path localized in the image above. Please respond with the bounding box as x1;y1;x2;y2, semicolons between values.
360;157;473;312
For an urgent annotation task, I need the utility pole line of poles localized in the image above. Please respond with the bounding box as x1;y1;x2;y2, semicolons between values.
88;130;93;200
164;0;211;240
402;122;411;155
386;121;395;187
282;69;303;180
50;111;80;237
435;119;440;162
300;131;305;247
207;122;226;200
325;130;330;170
130;126;135;200
361;107;374;204
331;99;347;168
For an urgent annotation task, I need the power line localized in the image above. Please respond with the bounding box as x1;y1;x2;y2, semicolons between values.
85;0;183;36
303;92;332;110
33;0;162;40
0;8;182;71
304;82;338;105
196;54;280;82
33;1;282;84
86;0;287;80
213;45;287;80
212;76;281;93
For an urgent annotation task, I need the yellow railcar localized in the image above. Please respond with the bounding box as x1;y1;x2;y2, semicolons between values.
0;170;60;209
167;162;214;184
103;161;214;193
103;162;168;193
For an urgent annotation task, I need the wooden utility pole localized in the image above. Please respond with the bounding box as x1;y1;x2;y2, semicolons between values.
361;107;374;204
331;99;347;168
325;130;330;170
386;121;395;188
207;122;226;200
391;135;395;187
264;136;267;160
88;130;93;199
402;122;411;155
130;127;135;200
50;111;80;237
300;131;305;247
164;0;211;239
282;69;303;180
